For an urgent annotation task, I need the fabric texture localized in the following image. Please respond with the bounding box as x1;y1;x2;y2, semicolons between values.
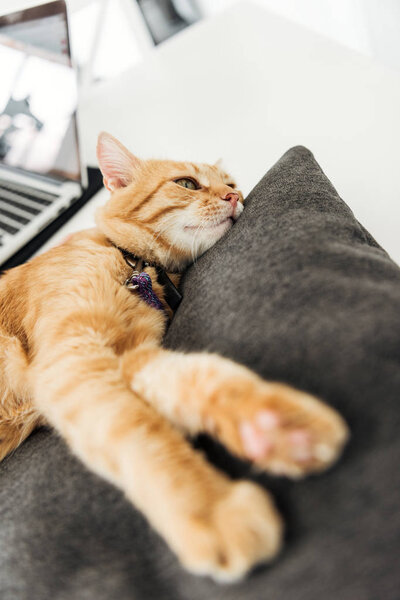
1;146;399;600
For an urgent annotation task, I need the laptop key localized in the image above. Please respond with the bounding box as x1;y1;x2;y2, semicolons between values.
0;199;39;221
0;197;41;216
0;207;30;225
0;220;19;235
0;188;44;214
0;183;54;206
0;182;56;202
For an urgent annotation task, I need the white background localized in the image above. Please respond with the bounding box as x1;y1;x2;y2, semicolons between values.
1;1;400;262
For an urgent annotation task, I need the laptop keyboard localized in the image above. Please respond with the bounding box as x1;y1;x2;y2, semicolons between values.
0;180;57;238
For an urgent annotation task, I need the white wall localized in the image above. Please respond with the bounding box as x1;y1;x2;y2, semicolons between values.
5;1;400;75
198;0;400;71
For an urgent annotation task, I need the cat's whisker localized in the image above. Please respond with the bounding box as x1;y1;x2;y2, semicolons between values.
149;228;177;271
189;224;199;264
150;217;178;262
191;221;207;265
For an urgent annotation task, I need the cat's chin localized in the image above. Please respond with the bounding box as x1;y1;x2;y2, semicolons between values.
181;217;234;259
204;217;234;243
184;217;234;236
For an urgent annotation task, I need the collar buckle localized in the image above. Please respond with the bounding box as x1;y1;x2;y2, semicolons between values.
124;255;146;272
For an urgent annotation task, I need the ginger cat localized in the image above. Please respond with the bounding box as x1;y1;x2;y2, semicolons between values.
0;132;348;582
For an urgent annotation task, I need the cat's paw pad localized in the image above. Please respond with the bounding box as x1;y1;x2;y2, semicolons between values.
239;410;280;459
177;482;283;583
240;411;323;463
243;389;348;477
212;383;349;478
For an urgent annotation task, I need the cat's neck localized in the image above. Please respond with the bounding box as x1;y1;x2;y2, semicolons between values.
110;241;182;311
107;239;177;275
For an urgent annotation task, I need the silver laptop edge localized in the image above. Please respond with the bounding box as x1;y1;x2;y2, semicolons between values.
0;0;87;265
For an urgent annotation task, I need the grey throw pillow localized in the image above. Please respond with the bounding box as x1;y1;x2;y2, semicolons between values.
1;146;399;600
165;145;400;600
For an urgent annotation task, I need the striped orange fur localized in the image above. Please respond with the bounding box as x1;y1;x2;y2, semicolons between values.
0;133;348;582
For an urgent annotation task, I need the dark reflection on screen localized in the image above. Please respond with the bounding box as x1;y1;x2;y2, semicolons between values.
0;2;80;182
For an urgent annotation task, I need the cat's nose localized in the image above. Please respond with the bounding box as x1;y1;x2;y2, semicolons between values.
222;192;239;208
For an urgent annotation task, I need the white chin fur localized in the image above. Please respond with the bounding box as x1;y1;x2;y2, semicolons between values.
162;205;242;264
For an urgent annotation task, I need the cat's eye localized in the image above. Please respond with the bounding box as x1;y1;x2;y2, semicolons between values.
174;177;200;190
227;183;236;189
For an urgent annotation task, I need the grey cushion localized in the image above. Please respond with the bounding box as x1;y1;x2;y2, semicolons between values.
1;146;399;600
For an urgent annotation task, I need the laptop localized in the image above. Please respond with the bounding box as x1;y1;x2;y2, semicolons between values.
0;0;87;266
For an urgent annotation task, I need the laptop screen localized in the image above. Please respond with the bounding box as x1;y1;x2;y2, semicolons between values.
0;0;81;183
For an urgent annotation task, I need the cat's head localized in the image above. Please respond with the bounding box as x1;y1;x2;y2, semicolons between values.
95;132;244;271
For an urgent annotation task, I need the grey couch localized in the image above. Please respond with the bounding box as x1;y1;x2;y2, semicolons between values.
1;146;399;599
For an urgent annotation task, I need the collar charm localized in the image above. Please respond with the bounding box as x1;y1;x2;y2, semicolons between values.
125;269;165;312
117;246;182;313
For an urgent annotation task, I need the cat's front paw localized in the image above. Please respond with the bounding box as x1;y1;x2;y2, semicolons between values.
175;481;283;583
207;380;349;478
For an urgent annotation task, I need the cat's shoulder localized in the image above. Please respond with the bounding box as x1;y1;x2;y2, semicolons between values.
30;228;123;278
56;228;109;249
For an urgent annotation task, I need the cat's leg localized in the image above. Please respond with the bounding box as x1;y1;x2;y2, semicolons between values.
122;345;349;478
30;340;283;582
0;332;43;461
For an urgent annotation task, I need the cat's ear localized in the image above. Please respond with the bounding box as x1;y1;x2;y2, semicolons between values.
214;158;224;169
96;132;141;192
